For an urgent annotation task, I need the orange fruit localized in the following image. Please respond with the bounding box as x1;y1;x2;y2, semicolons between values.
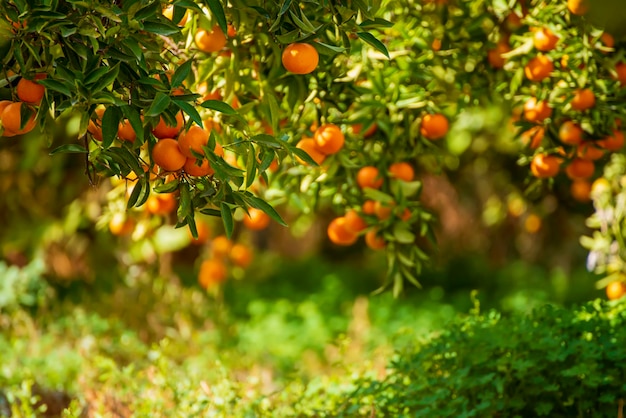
600;33;614;52
314;123;345;155
487;40;510;69
570;180;591;202
211;236;232;258
524;214;542;234
188;221;210;245
362;200;377;215
195;25;227;53
109;213;135;236
533;27;559;52
344;209;367;233
162;4;189;26
365;229;386;250
558;121;584;146
327;217;358;246
1;102;36;135
184;157;214;176
577;142;605;160
606;281;626;300
530;154;561;178
230;243;253;268
357;166;384;189
145;192;177;215
570;88;595;111
243;208;270;231
615;62;626;87
567;0;588;15
198;259;228;288
420;113;449;140
227;24;237;38
351;123;378;138
152;112;184;139
400;208;412;221
178;125;209;158
296;137;326;165
524;55;553;82
117;119;136;142
16;77;45;104
523;97;552;122
87;107;105;141
152;138;187;171
374;200;394;221
598;130;625;151
388;162;415;182
521;126;545;149
281;43;319;74
565;158;595;180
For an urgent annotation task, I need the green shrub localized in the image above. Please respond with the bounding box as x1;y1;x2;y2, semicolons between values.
351;300;626;417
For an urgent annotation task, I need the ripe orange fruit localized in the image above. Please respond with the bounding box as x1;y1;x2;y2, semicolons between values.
109;213;135;236
523;97;552;122
521;126;545;149
389;162;415;182
374;200;394;221
198;259;228;288
533;27;559;52
606;281;626;300
570;180;591;202
351;122;378;138
243;208;270;231
195;25;227;53
565;158;595;180
117;119;136;142
344;209;367;233
530;154;561;178
145;192;177;215
188;221;210;245
178;125;209;158
524;55;553;82
365;229;386;250
362;200;377;215
314;123;345;155
296;137;326;165
558;121;584;145
87;107;105;141
152;112;184;139
1;102;36;135
152;138;187;171
184;157;214;176
577;142;605;160
227;24;237;38
615;62;626;87
230;243;253;268
598;130;625;151
600;33;614;52
16;77;45;104
357;166;384;189
431;38;442;51
567;0;588;15
524;213;542;234
420;113;449;140
211;236;232;258
487;40;510;69
282;43;319;75
327;217;358;246
570;88;595;111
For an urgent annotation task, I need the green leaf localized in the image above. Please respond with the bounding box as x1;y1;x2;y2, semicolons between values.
153;179;180;193
206;0;228;34
91;64;121;93
200;208;221;217
356;32;390;59
358;18;394;29
251;134;282;148
37;79;72;97
143;21;180;36
393;223;416;244
120;105;144;142
101;106;123;149
240;193;287;227
200;100;237;115
220;202;234;239
171;60;192;87
363;188;394;203
278;0;293;17
49;144;87;155
172;99;203;127
145;92;171;117
127;176;150;209
245;143;257;189
84;67;110;85
178;183;192;219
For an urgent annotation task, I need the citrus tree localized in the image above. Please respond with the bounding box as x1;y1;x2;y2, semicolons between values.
1;0;626;297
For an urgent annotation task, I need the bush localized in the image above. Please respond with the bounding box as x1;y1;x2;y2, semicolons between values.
351;300;626;417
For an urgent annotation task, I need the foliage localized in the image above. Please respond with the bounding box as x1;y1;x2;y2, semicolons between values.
352;299;626;417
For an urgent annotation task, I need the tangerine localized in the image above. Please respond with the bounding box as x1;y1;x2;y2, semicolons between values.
530;154;561;178
152;138;187;171
357;166;384;189
282;43;319;74
565;158;595;180
16;77;45;104
327;217;358;246
524;55;553;82
195;26;227;53
314;123;344;155
420;113;449;140
243;208;270;230
365;229;386;250
389;162;415;182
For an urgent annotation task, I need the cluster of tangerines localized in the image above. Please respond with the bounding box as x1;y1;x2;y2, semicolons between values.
485;0;626;203
0;75;45;137
327;113;449;249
